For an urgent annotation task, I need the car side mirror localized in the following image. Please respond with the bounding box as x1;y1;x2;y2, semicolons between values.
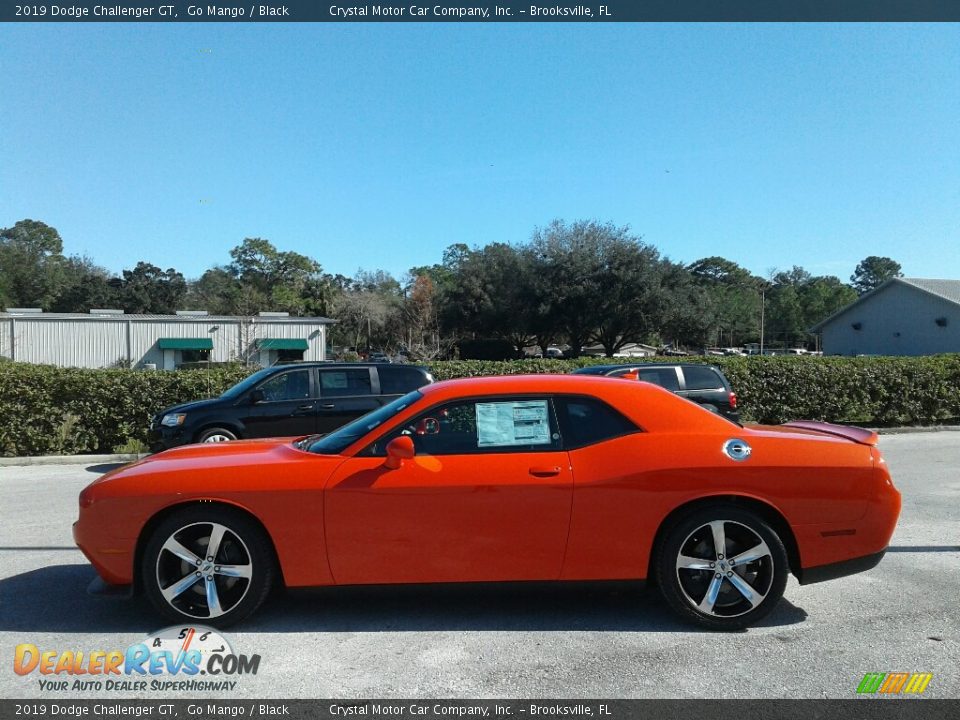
384;435;415;470
250;389;265;404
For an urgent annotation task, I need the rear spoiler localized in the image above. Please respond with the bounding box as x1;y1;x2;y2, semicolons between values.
781;421;878;446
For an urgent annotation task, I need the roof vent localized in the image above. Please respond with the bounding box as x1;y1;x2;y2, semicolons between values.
90;308;124;315
258;311;290;317
6;307;43;314
175;310;209;316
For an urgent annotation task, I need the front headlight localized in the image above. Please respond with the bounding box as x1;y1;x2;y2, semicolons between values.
160;413;187;427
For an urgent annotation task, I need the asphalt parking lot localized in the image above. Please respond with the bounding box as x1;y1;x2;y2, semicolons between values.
1;434;958;700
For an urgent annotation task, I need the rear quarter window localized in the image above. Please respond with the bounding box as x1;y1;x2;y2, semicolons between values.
682;366;725;391
379;367;431;395
556;396;639;449
636;368;680;392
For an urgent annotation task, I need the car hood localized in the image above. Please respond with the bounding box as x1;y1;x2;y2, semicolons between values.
155;398;223;417
80;437;348;506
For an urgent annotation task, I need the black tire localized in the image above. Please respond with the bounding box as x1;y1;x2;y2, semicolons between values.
655;504;788;631
141;505;276;627
196;427;238;443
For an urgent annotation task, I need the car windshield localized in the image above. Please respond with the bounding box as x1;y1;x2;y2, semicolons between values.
219;368;277;399
307;390;424;455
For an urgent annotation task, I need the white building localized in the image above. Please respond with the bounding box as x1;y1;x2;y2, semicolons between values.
810;278;960;356
0;309;334;369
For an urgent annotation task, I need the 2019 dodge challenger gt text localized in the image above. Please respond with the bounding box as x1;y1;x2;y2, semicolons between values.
74;374;901;631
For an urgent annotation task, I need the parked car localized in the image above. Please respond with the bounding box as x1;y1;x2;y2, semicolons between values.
572;363;739;422
147;363;434;452
77;374;900;630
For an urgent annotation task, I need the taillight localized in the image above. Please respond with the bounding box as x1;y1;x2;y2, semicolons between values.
79;486;94;508
729;391;737;409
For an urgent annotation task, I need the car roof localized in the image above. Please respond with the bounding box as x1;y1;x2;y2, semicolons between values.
573;362;721;373
266;362;428;371
415;373;728;431
336;373;737;455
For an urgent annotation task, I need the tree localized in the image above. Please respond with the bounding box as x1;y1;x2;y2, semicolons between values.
530;220;677;356
800;276;857;330
227;237;330;315
51;256;119;312
403;275;442;359
186;238;331;316
118;262;187;314
687;257;764;347
765;267;857;348
0;219;67;309
187;266;244;315
851;256;902;295
444;243;538;353
528;220;605;357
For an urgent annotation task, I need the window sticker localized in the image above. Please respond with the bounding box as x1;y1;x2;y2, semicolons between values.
476;400;551;447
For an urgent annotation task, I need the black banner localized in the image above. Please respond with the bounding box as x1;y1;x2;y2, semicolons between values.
1;700;957;720
3;0;960;23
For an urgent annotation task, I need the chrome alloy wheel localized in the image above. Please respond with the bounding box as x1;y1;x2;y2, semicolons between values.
675;519;774;618
202;433;233;443
155;522;253;619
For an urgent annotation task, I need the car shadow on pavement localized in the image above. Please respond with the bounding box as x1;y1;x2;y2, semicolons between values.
0;564;808;634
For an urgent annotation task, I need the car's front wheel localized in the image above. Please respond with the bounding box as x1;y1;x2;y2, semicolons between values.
655;505;788;630
141;506;276;627
197;427;237;443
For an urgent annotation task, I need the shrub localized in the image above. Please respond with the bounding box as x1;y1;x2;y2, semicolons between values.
1;355;959;456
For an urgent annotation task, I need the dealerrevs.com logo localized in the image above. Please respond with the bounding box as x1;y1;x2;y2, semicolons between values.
14;626;260;693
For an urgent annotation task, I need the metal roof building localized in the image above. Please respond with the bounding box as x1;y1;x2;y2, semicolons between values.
810;278;960;356
0;309;335;369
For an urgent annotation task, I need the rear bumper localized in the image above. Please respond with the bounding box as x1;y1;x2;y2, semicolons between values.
797;549;886;585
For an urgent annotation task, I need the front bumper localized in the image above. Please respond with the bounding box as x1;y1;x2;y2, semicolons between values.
147;424;190;452
73;519;135;586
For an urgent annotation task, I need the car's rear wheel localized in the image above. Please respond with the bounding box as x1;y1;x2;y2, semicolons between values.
655;505;788;630
197;427;237;443
142;506;276;627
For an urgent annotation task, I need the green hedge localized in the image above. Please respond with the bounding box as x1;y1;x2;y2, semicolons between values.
2;355;960;456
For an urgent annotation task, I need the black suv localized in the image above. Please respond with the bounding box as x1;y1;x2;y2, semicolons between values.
148;363;434;452
571;363;739;422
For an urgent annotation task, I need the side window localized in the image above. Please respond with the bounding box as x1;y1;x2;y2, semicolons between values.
319;369;372;397
682;366;724;391
380;367;430;395
637;368;680;392
366;398;560;456
555;396;639;449
257;369;311;401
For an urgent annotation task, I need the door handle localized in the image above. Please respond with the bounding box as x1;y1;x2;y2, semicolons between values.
528;466;562;477
319;403;336;410
296;404;314;411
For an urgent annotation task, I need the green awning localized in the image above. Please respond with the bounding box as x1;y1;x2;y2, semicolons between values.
158;337;214;350
258;338;309;350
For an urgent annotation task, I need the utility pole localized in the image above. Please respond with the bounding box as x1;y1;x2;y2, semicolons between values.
759;287;766;355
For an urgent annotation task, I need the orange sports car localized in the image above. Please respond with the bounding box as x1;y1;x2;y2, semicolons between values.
74;374;900;630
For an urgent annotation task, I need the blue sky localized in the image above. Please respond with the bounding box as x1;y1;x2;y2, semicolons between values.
1;24;958;282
